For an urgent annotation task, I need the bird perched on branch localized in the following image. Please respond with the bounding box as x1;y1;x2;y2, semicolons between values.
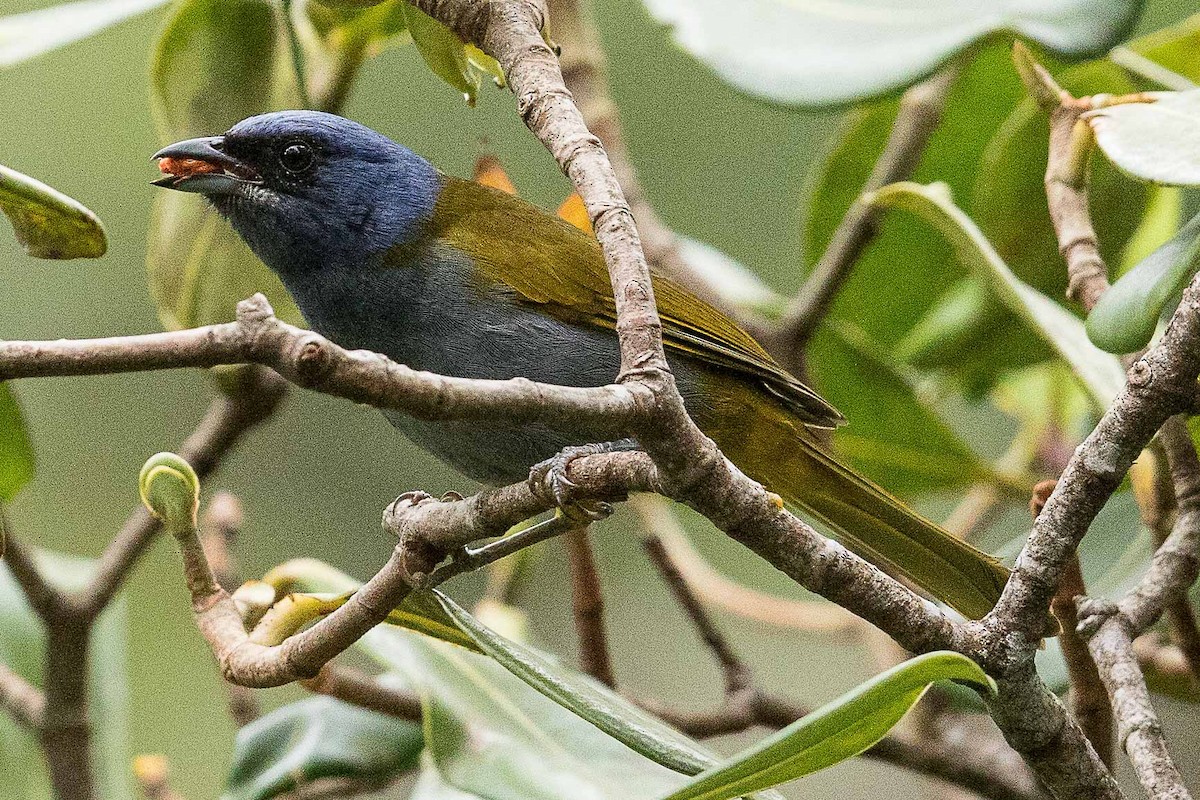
153;110;1008;618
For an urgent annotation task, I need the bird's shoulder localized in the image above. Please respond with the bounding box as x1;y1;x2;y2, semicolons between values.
422;175;843;428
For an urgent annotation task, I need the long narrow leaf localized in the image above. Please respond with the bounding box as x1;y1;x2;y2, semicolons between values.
868;182;1126;407
0;0;168;67
432;590;717;776
657;652;995;800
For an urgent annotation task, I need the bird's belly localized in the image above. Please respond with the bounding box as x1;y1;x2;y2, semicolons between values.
289;259;636;484
382;411;586;485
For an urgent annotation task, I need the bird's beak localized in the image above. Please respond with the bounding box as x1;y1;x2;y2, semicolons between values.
152;136;259;194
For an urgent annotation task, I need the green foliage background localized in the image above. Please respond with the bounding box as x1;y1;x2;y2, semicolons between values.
1;0;1199;796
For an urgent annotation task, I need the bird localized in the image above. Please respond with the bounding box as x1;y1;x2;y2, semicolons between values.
153;110;1009;619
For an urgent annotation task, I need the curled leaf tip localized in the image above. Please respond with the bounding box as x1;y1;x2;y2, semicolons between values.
139;452;200;530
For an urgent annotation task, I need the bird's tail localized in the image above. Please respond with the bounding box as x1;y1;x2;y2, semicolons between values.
713;412;1010;620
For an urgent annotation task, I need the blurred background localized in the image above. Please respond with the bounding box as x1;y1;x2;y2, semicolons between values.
0;0;1197;796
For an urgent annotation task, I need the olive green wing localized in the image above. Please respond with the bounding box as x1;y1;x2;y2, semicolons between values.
432;177;843;428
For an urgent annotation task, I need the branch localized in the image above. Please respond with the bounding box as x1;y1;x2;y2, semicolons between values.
199;492;262;726
0;295;640;443
0;659;44;730
1033;481;1113;766
1051;556;1114;766
630;495;859;635
1014;43;1155;314
980;275;1200;664
301;664;421;720
173;456;638;687
1;509;66;620
1080;604;1194;800
547;0;732;313
1120;416;1200;635
775;61;961;359
642;534;751;695
564;526;617;687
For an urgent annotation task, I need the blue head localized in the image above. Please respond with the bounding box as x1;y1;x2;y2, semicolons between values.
154;111;440;277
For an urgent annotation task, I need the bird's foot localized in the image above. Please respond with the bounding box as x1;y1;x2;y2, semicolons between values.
529;443;625;522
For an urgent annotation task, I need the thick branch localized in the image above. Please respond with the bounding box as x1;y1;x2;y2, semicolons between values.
981;275;1200;665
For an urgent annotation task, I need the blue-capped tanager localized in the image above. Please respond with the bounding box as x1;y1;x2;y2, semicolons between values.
153;110;1009;618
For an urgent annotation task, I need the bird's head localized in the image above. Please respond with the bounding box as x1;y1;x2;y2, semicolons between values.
153;110;439;273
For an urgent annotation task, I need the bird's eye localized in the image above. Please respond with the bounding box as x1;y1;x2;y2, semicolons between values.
279;142;314;174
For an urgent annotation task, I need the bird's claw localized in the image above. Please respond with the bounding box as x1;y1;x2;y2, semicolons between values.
529;445;614;522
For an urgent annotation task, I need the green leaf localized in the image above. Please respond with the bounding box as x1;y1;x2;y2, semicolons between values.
0;552;131;800
906;59;1145;388
223;695;423;800
400;2;501;105
0;385;35;502
868;181;1126;407
363;627;689;800
1086;211;1200;353
410;763;487;800
0;0;169;67
811;322;1000;496
799;44;1040;395
146;0;304;337
0;164;106;259
431;590;720;776
296;0;409;111
657;652;994;800
1087;90;1200;186
271;565;783;798
1119;12;1200;87
641;0;1141;106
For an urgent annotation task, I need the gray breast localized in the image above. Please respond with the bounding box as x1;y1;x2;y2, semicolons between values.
285;248;632;485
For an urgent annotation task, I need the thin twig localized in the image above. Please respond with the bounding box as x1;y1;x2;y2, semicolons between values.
77;368;286;619
776;60;963;360
630;495;859;635
1080;605;1193;800
1052;556;1114;766
1;510;65;620
0;659;44;730
301;664;421;720
642;535;750;695
564;526;617;687
199;492;261;726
